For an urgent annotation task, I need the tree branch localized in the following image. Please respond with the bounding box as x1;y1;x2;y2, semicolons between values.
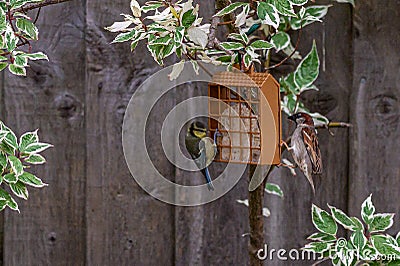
14;0;72;13
207;16;220;48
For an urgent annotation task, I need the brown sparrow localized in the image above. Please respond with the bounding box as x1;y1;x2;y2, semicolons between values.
285;112;322;193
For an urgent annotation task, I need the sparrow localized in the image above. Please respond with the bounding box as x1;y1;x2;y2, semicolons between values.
185;121;219;191
285;112;322;193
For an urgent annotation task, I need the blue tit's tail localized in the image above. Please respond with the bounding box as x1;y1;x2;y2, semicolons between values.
204;167;215;191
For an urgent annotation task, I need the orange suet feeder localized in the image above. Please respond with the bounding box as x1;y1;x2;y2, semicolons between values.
208;70;281;165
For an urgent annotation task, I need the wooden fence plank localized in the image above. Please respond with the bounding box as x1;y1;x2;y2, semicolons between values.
85;0;175;264
3;1;87;265
349;0;400;235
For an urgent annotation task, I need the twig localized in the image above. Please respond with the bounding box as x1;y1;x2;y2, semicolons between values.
33;7;41;24
14;0;72;13
265;23;303;70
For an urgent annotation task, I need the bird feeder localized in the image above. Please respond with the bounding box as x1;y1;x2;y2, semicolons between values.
208;70;281;165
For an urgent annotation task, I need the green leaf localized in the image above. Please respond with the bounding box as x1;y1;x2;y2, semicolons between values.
3;173;17;184
8;155;23;177
329;205;358;231
361;194;375;225
303;241;333;253
290;5;330;30
23;142;53;154
14;54;28;67
243;53;252;68
181;9;196;28
16;18;38;40
219;42;244;51
111;30;136;43
271;32;290;52
294;40;319;89
0;141;15;155
350;217;364;231
312;204;338;235
8;64;26;76
0;12;6;34
307;232;336;242
289;0;308;5
0;187;18;212
250;40;274;50
25;154;46;165
10;181;28;200
19;172;47;188
350;230;367;251
269;0;296;17
10;0;43;9
0;152;6;169
214;2;248;17
371;235;400;257
174;26;185;45
396;232;400;246
265;183;284;198
142;3;163;13
0;62;8;72
5;26;17;52
257;2;280;29
19;130;39;151
4;130;18;149
369;213;395;233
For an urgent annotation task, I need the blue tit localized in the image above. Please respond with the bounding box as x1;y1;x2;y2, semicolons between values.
185;121;219;191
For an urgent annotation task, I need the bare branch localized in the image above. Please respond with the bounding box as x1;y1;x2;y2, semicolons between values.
207;16;220;48
14;0;72;13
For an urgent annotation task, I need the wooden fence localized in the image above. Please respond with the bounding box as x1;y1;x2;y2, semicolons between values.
0;0;399;265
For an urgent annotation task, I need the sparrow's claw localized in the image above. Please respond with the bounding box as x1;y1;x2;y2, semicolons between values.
280;140;292;151
277;162;296;169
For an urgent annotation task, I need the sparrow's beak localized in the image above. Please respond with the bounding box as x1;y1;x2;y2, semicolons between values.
288;114;296;121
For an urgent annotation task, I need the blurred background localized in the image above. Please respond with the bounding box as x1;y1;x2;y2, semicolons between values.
0;0;399;265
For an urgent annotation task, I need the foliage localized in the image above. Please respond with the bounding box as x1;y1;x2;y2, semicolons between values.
304;195;400;265
107;0;353;125
0;120;52;212
0;0;49;76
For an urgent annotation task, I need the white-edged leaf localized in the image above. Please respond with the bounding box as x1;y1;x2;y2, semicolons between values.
111;30;136;43
361;194;375;225
369;213;395;233
4;130;18;149
219;42;244;51
19;129;38;151
237;199;270;217
22;52;48;61
16;18;38;39
19;172;47;188
105;21;133;32
190;60;199;75
187;26;208;49
24;142;53;154
271;32;290;52
265;183;284;198
3;173;17;184
273;0;296;17
8;64;26;76
10;181;28;200
371;235;400;257
235;4;250;27
214;2;248;17
303;242;333;253
5;26;18;52
257;2;280;29
307;232;336;242
227;32;248;44
8;155;23;177
291;5;330;30
350;230;367;252
0;188;18;212
312;204;338;235
25;154;46;165
329;204;358;231
289;0;308;6
130;0;141;17
250;40;274;50
168;60;185;81
294;40;319;89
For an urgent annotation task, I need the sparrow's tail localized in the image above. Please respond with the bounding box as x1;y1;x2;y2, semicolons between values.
203;167;215;191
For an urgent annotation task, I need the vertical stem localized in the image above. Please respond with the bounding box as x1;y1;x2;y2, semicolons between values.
248;164;264;266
